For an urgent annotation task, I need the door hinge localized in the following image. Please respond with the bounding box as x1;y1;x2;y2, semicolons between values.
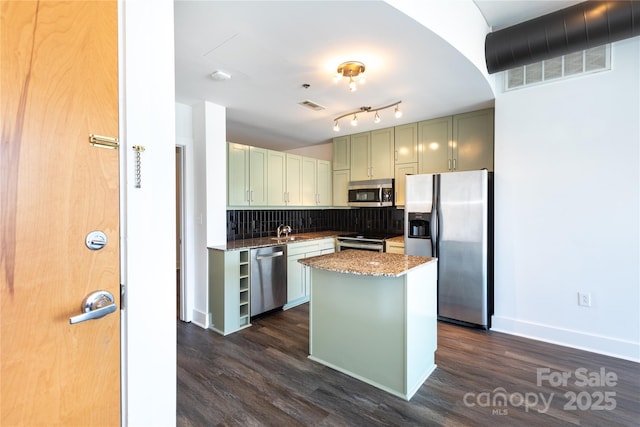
120;284;126;310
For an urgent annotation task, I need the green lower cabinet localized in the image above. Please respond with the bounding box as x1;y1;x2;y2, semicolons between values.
287;252;307;304
284;238;335;310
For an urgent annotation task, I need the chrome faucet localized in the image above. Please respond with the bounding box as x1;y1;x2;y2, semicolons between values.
276;224;292;239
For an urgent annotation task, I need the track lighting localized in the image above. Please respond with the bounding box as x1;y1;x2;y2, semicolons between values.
332;101;402;132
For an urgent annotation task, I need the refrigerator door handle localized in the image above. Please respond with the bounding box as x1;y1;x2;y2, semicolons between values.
430;174;439;257
430;208;437;257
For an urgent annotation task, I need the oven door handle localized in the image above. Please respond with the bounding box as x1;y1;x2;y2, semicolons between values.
338;242;384;252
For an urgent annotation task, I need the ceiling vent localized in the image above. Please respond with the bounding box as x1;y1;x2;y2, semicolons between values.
298;100;326;111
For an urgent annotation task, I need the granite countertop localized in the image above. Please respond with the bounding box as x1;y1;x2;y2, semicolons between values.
209;230;342;251
298;250;435;277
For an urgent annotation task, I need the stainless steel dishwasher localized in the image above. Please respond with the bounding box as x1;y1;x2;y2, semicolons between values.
250;245;287;316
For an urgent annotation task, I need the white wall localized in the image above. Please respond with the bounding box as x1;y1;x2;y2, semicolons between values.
492;38;640;362
182;101;227;328
285;142;333;161
176;103;196;323
120;0;176;425
385;0;490;83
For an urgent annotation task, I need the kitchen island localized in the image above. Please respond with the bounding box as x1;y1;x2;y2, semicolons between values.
299;250;437;401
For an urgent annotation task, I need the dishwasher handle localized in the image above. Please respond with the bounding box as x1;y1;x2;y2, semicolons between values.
256;250;284;260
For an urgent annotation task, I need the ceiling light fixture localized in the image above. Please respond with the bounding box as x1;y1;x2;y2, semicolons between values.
210;70;232;81
335;61;366;92
333;101;402;132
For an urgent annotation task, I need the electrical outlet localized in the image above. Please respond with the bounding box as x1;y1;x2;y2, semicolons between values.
578;292;592;307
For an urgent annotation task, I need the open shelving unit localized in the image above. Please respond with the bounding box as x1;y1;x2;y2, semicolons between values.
238;250;250;327
209;248;252;335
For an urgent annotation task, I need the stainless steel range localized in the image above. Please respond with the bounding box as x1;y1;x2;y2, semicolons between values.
336;232;398;252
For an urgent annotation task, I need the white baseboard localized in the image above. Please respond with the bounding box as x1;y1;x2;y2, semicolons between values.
491;315;640;363
191;309;209;329
283;296;309;311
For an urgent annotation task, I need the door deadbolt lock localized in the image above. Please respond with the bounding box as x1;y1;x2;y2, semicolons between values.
86;231;108;250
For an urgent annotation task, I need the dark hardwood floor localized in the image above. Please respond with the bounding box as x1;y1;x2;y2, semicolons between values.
177;304;639;426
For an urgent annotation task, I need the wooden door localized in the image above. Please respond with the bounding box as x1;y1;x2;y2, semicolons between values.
1;1;120;426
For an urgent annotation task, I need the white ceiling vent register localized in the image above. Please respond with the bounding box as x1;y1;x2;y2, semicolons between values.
298;100;326;111
505;44;610;91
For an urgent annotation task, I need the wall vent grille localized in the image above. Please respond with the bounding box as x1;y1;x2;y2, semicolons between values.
505;45;610;91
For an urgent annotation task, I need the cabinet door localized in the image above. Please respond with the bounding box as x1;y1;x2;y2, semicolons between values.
394;162;417;207
350;132;370;181
332;135;350;170
267;150;286;206
386;243;405;254
317;159;332;206
227;143;249;206
418;117;452;174
249;147;268;205
287;253;306;303
370;127;395;179
302;157;317;206
395;123;418;164
332;169;350;207
286;153;303;206
452;108;494;172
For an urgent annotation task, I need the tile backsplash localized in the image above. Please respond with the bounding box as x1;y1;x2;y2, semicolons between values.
227;208;404;240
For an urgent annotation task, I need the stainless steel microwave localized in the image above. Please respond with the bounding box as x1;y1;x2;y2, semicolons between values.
347;179;394;207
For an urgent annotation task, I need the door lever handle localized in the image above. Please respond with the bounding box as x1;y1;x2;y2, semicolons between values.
69;290;117;324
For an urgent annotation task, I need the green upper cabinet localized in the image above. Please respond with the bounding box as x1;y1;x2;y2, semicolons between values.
227;143;250;206
302;156;317;206
417;108;494;173
227;143;267;206
350;127;394;181
452;108;494;172
394;123;418;164
267;150;287;206
229;143;332;208
350;131;370;181
418;117;452;174
332;169;350;207
332;135;350;171
285;153;303;206
302;157;332;206
370;127;395;180
248;146;268;205
394;162;417;207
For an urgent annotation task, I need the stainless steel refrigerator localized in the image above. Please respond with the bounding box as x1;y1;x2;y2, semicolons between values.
404;170;493;329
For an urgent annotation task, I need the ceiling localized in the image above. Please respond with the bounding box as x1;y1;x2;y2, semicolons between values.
174;0;582;152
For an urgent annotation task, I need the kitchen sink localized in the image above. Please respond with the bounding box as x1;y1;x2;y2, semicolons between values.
271;236;301;241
